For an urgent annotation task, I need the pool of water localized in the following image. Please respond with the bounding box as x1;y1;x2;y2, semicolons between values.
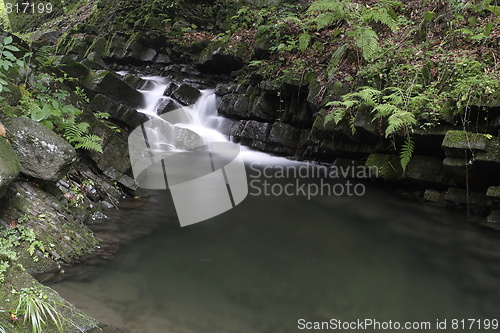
50;169;500;333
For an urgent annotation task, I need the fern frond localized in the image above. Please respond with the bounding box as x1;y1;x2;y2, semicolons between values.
382;87;405;105
347;26;379;61
362;7;398;31
350;86;381;106
63;122;90;143
324;108;347;126
73;135;103;153
307;0;347;14
385;111;416;137
372;104;402;119
400;136;415;171
326;43;348;78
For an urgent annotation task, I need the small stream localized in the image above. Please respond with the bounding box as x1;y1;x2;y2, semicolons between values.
49;77;500;333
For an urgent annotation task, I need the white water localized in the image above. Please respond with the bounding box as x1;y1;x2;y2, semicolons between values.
135;76;300;166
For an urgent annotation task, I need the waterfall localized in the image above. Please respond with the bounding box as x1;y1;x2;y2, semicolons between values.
134;76;298;165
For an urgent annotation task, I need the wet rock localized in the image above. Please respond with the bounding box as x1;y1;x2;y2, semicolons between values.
267;122;301;148
84;51;109;70
1;180;99;274
88;121;131;175
424;189;446;204
90;94;150;129
2;117;77;182
240;120;269;143
172;84;201;106
444;187;491;207
122;74;150;90
157;99;181;115
163;82;179;97
405;156;452;187
83;70;144;109
0;135;20;198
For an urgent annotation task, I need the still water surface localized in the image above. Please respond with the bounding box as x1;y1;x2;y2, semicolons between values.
51;172;500;333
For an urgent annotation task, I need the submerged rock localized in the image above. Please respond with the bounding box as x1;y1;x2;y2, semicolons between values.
2;117;76;182
0;135;20;198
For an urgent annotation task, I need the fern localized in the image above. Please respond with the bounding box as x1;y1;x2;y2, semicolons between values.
324;108;346;126
347;26;380;61
385;111;416;137
298;32;312;52
35;46;55;67
73;135;104;153
349;86;381;106
63;122;103;153
400;135;415;171
361;7;398;31
326;43;348;78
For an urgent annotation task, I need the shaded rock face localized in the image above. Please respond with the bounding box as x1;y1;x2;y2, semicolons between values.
2;117;77;182
0;135;20;198
83;70;145;109
90;94;150;129
196;42;244;74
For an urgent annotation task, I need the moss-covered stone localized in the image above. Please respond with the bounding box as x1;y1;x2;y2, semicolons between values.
0;263;98;332
2;116;77;182
365;154;403;180
442;130;488;158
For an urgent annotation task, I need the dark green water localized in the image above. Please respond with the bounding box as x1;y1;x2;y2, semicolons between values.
51;170;500;333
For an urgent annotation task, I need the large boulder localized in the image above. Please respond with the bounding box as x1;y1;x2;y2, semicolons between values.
83;70;144;109
0;134;20;197
2;117;77;182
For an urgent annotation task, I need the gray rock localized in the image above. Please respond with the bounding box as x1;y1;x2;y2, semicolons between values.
442;130;488;158
196;41;244;74
157;99;181;115
2;117;77;182
0;135;20;197
268;122;301;148
90;94;150;129
163;82;179;97
172;84;201;106
83;70;145;109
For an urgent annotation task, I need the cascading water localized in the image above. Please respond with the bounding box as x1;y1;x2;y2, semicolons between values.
135;76;295;165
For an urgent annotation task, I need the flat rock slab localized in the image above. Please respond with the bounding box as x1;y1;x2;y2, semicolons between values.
2;117;77;182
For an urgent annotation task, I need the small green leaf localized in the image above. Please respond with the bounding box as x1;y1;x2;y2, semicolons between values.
3;36;13;45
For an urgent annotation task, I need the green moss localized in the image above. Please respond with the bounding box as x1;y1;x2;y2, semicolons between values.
365;153;403;180
0;264;99;333
442;130;488;151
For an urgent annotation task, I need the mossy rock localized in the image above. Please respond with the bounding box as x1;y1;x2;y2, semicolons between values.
0;263;99;332
442;130;488;158
365;153;403;180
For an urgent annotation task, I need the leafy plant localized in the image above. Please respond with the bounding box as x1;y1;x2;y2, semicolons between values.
0;36;30;93
325;86;417;168
63;122;103;153
400;135;415;171
307;0;399;62
14;287;63;333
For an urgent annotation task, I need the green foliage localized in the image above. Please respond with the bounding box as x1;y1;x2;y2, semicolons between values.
307;0;399;62
14;287;64;333
63;122;103;154
325;86;418;168
400;135;415;171
0;36;30;93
